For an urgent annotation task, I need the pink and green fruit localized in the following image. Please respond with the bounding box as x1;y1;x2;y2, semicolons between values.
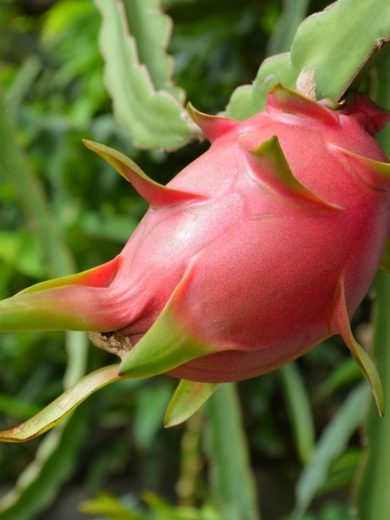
0;85;389;412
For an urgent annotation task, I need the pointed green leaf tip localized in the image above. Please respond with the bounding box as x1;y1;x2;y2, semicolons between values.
164;380;217;428
0;257;121;333
83;140;204;208
268;84;339;125
329;143;390;193
246;136;339;210
119;261;226;378
333;279;384;417
0;365;122;442
186;102;238;142
19;256;120;295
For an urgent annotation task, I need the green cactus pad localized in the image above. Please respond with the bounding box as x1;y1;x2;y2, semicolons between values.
95;0;191;150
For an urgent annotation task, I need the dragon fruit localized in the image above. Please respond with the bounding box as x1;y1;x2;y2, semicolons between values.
0;84;389;427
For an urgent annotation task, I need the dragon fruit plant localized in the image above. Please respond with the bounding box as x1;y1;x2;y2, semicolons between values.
0;0;389;445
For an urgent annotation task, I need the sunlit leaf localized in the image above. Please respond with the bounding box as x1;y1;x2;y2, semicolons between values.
279;363;314;465
290;0;390;100
95;0;193;150
295;383;370;516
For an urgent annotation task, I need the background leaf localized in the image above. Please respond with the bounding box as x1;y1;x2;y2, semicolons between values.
206;384;259;520
280;363;315;465
0;61;89;520
294;383;370;516
95;0;193;150
266;0;309;56
123;0;184;100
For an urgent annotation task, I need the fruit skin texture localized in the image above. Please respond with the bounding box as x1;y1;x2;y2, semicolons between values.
1;85;390;387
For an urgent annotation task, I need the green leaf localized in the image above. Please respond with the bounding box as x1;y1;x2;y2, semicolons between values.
294;383;370;516
95;0;193;150
164;379;217;427
267;0;309;56
279;363;315;465
227;0;390;119
225;85;257;121
133;382;172;449
122;0;184;100
0;365;121;442
206;384;259;520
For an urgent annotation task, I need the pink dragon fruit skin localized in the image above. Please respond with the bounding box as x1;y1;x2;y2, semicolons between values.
0;85;389;407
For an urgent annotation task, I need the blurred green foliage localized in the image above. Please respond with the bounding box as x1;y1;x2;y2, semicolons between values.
0;1;387;519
